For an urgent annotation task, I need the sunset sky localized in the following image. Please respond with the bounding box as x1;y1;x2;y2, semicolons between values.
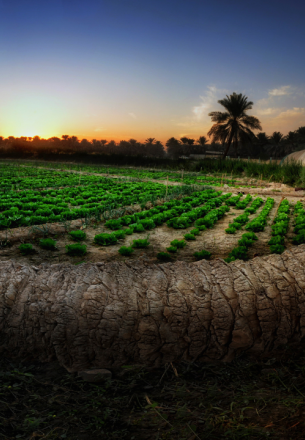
0;0;305;143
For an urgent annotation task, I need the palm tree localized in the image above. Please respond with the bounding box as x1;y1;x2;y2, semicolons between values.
208;92;262;159
267;132;284;158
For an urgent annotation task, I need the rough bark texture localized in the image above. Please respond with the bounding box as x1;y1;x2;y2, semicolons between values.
1;246;305;372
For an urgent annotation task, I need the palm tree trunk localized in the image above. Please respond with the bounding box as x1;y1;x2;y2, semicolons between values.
222;132;234;159
2;247;305;372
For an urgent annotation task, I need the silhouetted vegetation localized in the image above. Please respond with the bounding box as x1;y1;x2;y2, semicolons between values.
0;124;305;165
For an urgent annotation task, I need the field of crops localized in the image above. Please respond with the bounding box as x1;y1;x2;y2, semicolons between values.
0;161;304;265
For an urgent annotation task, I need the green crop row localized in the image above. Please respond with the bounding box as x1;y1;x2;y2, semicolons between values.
268;199;290;254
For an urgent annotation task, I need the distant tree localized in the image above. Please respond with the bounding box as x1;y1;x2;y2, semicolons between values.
166;137;183;159
100;139;108;147
197;136;208;147
267;132;285;158
284;131;298;154
145;138;165;158
208;92;262;158
61;135;69;141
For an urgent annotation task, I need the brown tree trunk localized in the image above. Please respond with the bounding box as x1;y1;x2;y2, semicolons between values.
1;247;305;372
222;131;234;159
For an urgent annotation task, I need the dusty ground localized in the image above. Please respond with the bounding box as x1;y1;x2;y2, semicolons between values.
0;190;303;266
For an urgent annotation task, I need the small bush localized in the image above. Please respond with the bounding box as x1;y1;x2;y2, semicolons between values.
157;252;172;261
224;256;236;263
197;225;207;231
39;238;56;250
225;227;236;234
125;227;134;235
190;228;200;236
134;223;145;233
69;230;86;241
132;238;150;248
270;244;285;254
293;231;305;245
184;233;196;240
166;246;177;253
19;243;34;255
268;235;284;245
170;239;186;248
94;233;118;246
193;249;211;260
105;219;122;230
118;246;134;256
112;229;126;240
66;244;87;256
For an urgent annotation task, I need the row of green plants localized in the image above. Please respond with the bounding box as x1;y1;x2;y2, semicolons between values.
225;232;258;263
292;201;305;245
94;191;226;245
0;178;193;229
244;197;275;232
225;197;265;234
268;199;290;254
19;231;87;257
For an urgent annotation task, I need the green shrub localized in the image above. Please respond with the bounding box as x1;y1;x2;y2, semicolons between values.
224;256;236;263
184;233;196;240
66;243;87;256
190;228;200;236
225;227;236;234
125;227;135;235
112;229;126;240
118;246;134;256
157;252;172;261
134;223;145;232
132;238;150;248
19;243;34;255
39;238;56;250
105;219;122;230
166;246;177;253
69;230;86;241
270;244;285;254
227;246;248;261
293;231;305;245
268;235;284;245
94;233;118;246
170;239;186;248
197;225;207;231
193;249;211;260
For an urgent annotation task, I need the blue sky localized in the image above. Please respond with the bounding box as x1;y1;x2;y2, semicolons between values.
0;0;304;142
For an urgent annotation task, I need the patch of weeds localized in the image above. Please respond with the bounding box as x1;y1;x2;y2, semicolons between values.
66;243;87;256
19;243;34;255
69;230;86;241
39;238;57;250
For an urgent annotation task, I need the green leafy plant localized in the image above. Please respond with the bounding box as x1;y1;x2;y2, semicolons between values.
193;249;211;260
270;244;285;254
112;229;126;239
69;230;86;241
132;238;150;248
66;243;87;256
190;228;200;236
170;239;186;249
184;233;196;240
39;238;56;250
19;243;34;255
157;252;172;261
166;245;177;253
94;233;118;246
118;246;134;256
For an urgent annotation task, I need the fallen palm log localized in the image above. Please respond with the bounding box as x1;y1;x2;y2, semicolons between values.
1;247;305;372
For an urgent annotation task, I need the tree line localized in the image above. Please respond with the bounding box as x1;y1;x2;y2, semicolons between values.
1;92;305;160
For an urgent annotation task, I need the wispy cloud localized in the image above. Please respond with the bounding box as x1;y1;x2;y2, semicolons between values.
128;112;137;119
192;86;228;121
94;128;105;132
275;107;305;119
268;85;292;96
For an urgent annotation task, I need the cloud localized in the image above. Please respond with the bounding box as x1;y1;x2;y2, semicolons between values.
268;85;292;96
275;107;305;119
192;86;227;121
256;107;281;116
128;112;137;119
94;128;105;132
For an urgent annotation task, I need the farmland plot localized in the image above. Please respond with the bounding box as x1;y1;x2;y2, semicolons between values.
0;162;303;266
